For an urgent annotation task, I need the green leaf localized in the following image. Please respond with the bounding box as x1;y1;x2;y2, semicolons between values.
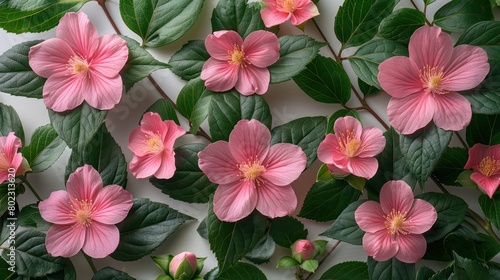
144;98;180;125
463;59;500;114
0;1;88;34
452;252;490;280
150;144;217;204
300;260;319;273
466;113;500;146
206;262;266;280
320;200;365;245
208;91;272;141
0;182;22;218
399;123;452;188
348;39;408;89
378;8;426;45
358;78;379;97
119;0;205;47
66;125;127;188
434;0;493;33
478;194;500;230
0;40;45;98
293;55;351;104
244;232;275;265
442;227;499;262
207;207;267;273
334;0;397;48
269;35;325;83
17;203;50;231
416;266;435;280
92;267;135;280
211;0;264;38
318;261;368;280
0;258;14;280
120;36;169;89
111;198;194;261
367;257;415;280
432;147;468;187
416;192;468;243
169;40;209;81
176;78;214;134
456;21;500;61
456;170;477;189
21;124;66;173
327;109;361;134
269;216;308;248
48;102;107;151
270;116;327;168
0;102;24;144
151;254;173;274
276;256;300;268
299;179;361;222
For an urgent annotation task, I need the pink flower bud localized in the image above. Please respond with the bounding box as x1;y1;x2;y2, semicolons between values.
169;251;197;280
291;239;315;263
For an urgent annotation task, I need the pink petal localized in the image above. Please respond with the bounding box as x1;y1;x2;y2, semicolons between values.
92;185;133;225
327;163;350;177
261;8;290;28
442;45;490;91
358;127;386;158
39;190;74;225
141;112;167;135
205;31;243;60
242;31;280;68
290;2;319;25
235;65;271;95
362;231;399;262
354;200;387;233
45;224;85;258
213;181;258;222
56;12;98;56
486;145;500;159
408;26;453;70
255;183;297;219
387;92;434;135
378;56;423;98
334;116;362;140
379;180;414;214
153;150;176;179
83;223;120;258
162;120;186;148
84;73;123;111
200;58;239;92
28;38;74;78
128;126;150;157
346;157;379;180
262;143;306;186
471;172;500;198
395;234;427;263
66;165;103;201
432;92;471;132
317;134;340;165
90;34;128;78
464;143;488;169
229;120;271;164
129;153;162;179
0;132;22;164
198;141;240;185
405;199;437;234
42;73;86;112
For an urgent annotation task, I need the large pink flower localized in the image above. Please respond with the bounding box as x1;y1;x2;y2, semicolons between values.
200;30;280;95
317;116;385;180
198;119;306;222
128;112;185;179
378;26;490;134
355;180;437;263
39;165;133;258
261;0;320;28
29;12;128;112
0;132;25;183
464;143;500;198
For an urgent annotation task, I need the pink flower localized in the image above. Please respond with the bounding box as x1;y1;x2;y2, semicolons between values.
128;112;185;179
39;165;133;258
464;143;500;198
29;12;128;112
317;116;385;180
198;119;306;222
200;30;280;95
355;180;437;263
169;251;197;280
261;0;320;28
0;132;24;183
378;26;489;134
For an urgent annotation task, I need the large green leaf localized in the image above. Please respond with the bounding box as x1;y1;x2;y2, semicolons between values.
466;113;500;146
269;216;308;248
244;232;275;265
367;257;415;280
176;78;214;134
0;102;24;144
17;203;50;231
456;21;500;61
452;252;490;279
320;200;365;245
204;262;266;280
478;194;500;230
119;0;205;47
432;147;468;187
211;0;264;38
21;124;66;173
378;8;426;45
434;0;493;33
416;267;435;280
169;40;209;81
334;0;396;49
92;267;135;280
0;40;45;99
111;198;194;261
319;261;368;280
0;258;14;280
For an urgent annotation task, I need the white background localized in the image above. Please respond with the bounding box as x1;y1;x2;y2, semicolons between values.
0;0;499;279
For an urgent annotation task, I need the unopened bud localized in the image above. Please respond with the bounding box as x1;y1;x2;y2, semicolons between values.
291;239;315;263
169;251;197;280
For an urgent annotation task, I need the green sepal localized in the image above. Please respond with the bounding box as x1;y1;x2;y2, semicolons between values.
300;260;319;273
276;256;300;268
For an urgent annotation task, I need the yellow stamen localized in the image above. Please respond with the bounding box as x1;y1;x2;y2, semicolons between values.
420;65;447;95
478;156;500;177
238;158;266;186
279;0;296;13
337;130;361;157
68;56;90;75
384;208;410;235
144;133;164;154
228;44;247;67
69;199;93;227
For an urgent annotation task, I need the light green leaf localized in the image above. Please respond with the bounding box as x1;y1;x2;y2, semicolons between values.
277;256;299;268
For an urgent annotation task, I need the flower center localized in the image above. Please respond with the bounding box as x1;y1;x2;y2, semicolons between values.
478;156;500;177
421;66;447;95
70;198;93;227
278;0;296;13
238;158;266;185
384;208;410;235
337;130;361;157
68;56;90;75
228;45;247;67
145;133;164;154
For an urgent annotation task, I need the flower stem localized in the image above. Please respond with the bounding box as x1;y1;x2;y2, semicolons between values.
409;0;432;26
295;267;305;280
19;175;42;201
83;253;97;274
304;240;342;280
454;131;468;149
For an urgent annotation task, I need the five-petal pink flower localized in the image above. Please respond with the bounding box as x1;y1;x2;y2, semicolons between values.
355;180;437;263
29;12;128;112
128;112;185;179
39;165;133;258
464;143;500;198
200;30;280;95
317;116;385;180
261;0;320;28
198;119;306;222
0;132;25;183
378;26;490;135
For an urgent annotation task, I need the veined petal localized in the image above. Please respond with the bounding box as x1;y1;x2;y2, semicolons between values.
442;45;490;91
28;38;74;78
395;234;427;263
380;180;414;214
39;190;74;225
229;120;271;164
471;172;500;198
387;92;434;135
358;127;385;158
83;73;123;111
83;223;119;258
198;141;240;185
408;26;453;70
43;73;86;112
92;185;133;225
378;56;423;98
201;58;239;92
66;165;103;202
56;12;98;56
262;143;306;186
290;2;319;25
162;120;185;148
154;150;176;179
432;92;472;132
261;8;291;28
346;157;379;180
334;116;362;139
405;199;437;234
243;31;280;68
0;132;22;164
128;126;150;157
487;145;500;160
235;65;271;95
129;153;162;179
255;183;297;218
140;112;167;136
213;181;258;222
45;224;85;258
317;134;340;165
90;34;128;78
464;143;488;169
205;31;243;60
363;231;399;262
327;163;350;177
355;201;386;233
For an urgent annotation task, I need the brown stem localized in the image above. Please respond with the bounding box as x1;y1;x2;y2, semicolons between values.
409;0;432;26
454;131;469;149
97;0;121;35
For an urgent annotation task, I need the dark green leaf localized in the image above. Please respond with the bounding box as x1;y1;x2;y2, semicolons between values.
429;267;453;280
452;252;490;280
211;0;264;38
269;216;308;248
176;78;214;134
119;0;205;47
18;203;50;231
0;258;14;280
456;21;500;61
327;109;361;134
244;232;275;265
367;257;415;280
0;40;45;98
21;124;66;173
432;147;468;187
0;102;24;144
466;114;500;146
0;183;21;218
378;8;426;45
111;198;194;261
416;266;435;280
318;261;368;280
92;267;135;280
358;78;379;97
169;40;209;81
207;262;266;280
434;0;493;33
320;200;365;245
478;194;500;230
144;98;180;125
0;208;16;244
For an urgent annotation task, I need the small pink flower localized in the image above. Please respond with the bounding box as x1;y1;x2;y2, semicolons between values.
0;132;23;183
355;180;437;263
464;143;500;198
291;239;315;262
378;26;490;134
317;116;385;180
29;12;128;112
169;251;197;280
39;165;133;258
200;30;280;95
261;0;320;28
128;112;185;179
198;119;306;222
